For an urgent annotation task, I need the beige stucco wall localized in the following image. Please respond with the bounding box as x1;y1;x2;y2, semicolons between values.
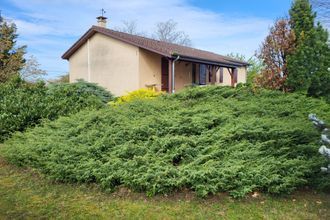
137;53;196;92
174;61;193;91
221;68;232;86
69;43;88;82
139;48;162;91
237;66;247;84
69;33;139;96
215;66;247;86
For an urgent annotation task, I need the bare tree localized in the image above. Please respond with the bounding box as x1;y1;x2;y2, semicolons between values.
114;20;145;36
20;55;46;81
153;19;192;46
311;0;330;28
115;19;192;46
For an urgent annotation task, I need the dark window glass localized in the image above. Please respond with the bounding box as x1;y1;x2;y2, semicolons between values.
192;63;196;84
199;64;206;85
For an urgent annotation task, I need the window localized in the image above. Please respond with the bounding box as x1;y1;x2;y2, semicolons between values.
199;64;206;85
192;63;196;84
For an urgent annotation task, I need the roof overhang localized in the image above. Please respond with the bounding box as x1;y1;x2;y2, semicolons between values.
62;26;250;68
171;55;246;68
62;28;96;60
62;27;170;60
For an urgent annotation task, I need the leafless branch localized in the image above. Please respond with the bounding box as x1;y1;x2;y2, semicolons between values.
311;0;330;28
20;55;46;81
153;19;192;46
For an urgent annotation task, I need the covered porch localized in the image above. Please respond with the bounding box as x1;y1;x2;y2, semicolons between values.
160;55;243;93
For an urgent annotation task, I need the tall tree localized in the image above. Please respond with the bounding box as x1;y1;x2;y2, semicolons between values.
0;15;26;83
154;19;192;46
256;19;296;90
286;0;330;97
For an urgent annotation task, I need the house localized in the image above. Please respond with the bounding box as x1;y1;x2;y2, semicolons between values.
62;16;249;96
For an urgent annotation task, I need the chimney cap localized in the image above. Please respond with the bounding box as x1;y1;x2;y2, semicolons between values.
96;16;107;20
96;15;107;28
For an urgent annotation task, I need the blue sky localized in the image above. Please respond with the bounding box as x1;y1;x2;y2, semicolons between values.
0;0;292;79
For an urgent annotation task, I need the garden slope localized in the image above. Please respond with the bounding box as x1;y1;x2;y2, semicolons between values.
0;79;113;142
2;86;330;197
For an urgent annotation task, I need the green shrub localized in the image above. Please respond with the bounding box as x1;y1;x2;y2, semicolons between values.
2;86;330;197
48;80;113;104
110;88;163;106
0;78;113;142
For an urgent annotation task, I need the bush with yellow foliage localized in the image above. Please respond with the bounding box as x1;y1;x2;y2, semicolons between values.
110;88;163;105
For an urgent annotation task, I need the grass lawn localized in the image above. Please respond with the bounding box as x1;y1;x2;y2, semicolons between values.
0;156;329;219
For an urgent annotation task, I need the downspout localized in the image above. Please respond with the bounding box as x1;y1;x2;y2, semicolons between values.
172;55;180;93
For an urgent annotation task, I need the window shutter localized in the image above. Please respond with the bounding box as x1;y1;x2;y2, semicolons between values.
234;68;238;83
220;67;223;83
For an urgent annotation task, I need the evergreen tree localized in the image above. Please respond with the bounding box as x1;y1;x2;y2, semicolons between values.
0;14;26;83
307;24;330;101
286;0;330;98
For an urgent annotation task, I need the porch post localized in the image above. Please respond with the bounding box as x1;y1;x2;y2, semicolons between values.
228;68;235;87
211;66;216;85
168;59;173;93
231;68;235;87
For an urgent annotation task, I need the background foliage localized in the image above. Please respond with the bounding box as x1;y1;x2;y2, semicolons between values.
2;86;330;197
256;0;330;101
286;0;330;98
256;19;295;91
0;78;113;142
0;16;26;83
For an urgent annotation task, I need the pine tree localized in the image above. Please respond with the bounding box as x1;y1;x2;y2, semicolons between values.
286;0;330;98
307;24;330;101
0;15;26;83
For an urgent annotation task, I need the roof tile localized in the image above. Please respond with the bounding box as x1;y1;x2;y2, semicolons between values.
62;26;249;67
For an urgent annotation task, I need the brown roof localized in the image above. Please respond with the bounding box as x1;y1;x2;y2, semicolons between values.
62;25;249;67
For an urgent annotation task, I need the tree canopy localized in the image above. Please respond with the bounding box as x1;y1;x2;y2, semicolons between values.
257;0;330;101
286;0;330;99
256;19;295;90
0;16;26;83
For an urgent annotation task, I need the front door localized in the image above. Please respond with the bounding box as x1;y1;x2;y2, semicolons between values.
161;57;169;92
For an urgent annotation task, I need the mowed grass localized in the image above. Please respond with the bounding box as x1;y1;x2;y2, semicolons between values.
0;156;329;220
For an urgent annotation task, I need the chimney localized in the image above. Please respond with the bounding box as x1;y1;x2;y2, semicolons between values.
96;16;107;28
